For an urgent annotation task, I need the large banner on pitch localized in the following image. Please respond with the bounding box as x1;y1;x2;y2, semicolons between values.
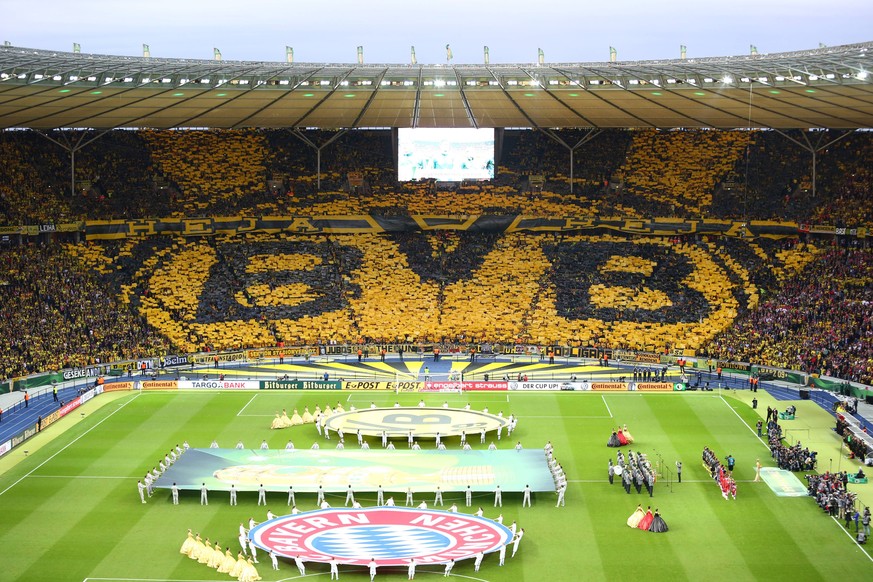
249;507;513;566
153;449;555;493
323;407;510;437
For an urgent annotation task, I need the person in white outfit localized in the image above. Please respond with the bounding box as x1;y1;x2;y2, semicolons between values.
200;483;208;505
295;555;306;576
512;528;524;557
443;560;454;577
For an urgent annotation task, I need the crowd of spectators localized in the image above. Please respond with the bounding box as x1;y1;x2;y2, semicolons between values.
2;128;873;224
0;243;170;381
705;245;873;385
4;128;873;384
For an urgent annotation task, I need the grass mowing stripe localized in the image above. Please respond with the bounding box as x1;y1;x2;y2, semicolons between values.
4;389;873;581
830;516;873;563
0;392;141;498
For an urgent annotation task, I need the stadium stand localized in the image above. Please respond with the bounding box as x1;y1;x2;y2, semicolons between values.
3;129;873;222
1;128;873;387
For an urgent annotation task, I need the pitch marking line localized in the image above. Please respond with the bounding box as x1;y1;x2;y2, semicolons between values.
601;394;614;418
524;415;612;419
236;394;259;417
718;395;768;448
830;516;873;563
0;393;142;498
85;569;494;581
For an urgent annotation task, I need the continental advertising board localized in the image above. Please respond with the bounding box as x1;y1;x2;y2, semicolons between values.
140;380;179;390
636;382;676;392
590;382;628;391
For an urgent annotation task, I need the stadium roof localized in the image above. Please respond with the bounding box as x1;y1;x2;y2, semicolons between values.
1;42;872;130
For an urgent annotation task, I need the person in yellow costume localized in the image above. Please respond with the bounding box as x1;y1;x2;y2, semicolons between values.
621;424;635;444
180;529;195;556
271;414;284;430
209;542;223;568
290;408;304;426
239;557;262;582
324;404;333;417
198;538;213;564
230;552;248;578
334;402;345;414
189;533;205;560
627;504;645;528
302;407;314;423
280;408;293;428
218;548;236;574
313;405;322;418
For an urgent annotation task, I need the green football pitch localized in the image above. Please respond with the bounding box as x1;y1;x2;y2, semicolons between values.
1;388;871;581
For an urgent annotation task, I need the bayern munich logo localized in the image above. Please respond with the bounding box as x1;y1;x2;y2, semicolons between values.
249;507;513;566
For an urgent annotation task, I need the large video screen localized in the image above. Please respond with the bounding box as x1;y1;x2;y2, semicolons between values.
398;128;495;182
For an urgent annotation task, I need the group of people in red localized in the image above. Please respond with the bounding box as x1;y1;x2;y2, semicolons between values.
627;505;668;533
607;425;634;447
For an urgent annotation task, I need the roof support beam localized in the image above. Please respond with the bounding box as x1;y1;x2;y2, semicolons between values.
772;128;856;199
538;128;602;194
454;69;477;128
412;68;423;128
291;128;348;191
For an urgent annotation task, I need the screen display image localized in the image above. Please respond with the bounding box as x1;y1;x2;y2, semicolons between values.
398;128;495;182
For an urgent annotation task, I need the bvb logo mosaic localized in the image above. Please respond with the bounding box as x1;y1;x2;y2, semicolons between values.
119;234;751;351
